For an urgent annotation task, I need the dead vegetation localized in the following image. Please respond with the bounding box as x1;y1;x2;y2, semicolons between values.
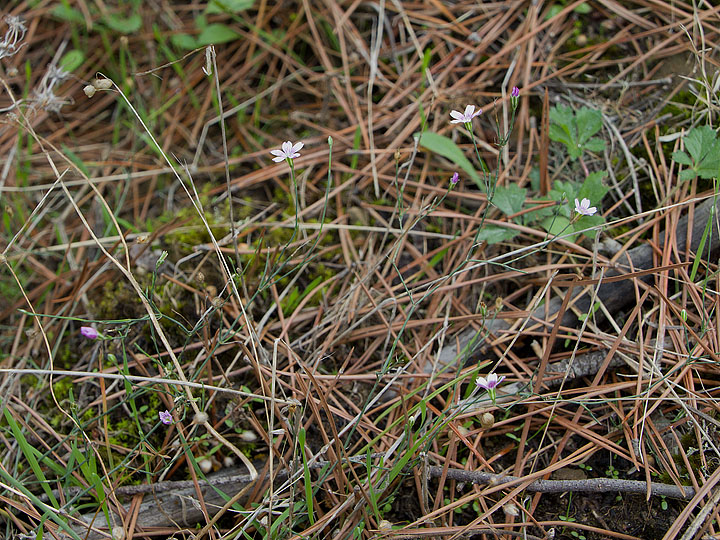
0;1;719;539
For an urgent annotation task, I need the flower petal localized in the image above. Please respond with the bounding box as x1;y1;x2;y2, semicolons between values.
463;105;474;117
291;141;304;154
281;141;293;154
450;110;464;120
272;156;287;162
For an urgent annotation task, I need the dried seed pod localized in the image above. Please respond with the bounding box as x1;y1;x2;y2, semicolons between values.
193;411;209;424
94;78;113;90
480;412;495;429
83;85;96;98
503;502;519;517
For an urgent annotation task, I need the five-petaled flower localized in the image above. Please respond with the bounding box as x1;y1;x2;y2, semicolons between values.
450;172;459;186
270;141;304;163
159;410;172;425
574;198;597;216
80;326;98;339
476;373;505;391
476;372;505;405
450;105;482;124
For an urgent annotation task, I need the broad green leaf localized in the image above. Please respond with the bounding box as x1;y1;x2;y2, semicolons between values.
578;171;608;203
206;0;254;14
673;126;720;181
549;104;605;160
574;214;604;239
196;24;241;46
583;138;606;153
492;184;526;216
575;107;603;144
541;215;572;240
171;33;199;50
417;131;481;187
103;13;142;34
59;50;84;73
671;150;692;166
476;225;519;245
51;4;85;24
574;2;591;13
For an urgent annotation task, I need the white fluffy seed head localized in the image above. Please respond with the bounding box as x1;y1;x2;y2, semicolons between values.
239;430;258;442
193;411;209;424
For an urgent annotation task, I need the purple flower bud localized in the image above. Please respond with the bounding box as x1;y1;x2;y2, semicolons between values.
80;326;98;339
450;172;459;186
511;86;520;98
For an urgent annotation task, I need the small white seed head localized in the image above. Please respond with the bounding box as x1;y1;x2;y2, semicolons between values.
83;85;96;98
198;458;212;474
223;456;234;468
239;430;258;442
456;425;471;437
193;411;209;424
503;502;519;517
111;526;125;540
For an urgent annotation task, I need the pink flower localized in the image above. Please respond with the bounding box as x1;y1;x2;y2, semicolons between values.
80;326;98;339
450;105;482;124
450;172;459;186
159;410;172;425
511;86;520;98
476;373;505;391
574;198;597;216
270;141;304;162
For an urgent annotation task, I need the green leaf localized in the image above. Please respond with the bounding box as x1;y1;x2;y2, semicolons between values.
671;150;692;166
674;126;720;181
206;0;254;14
575;107;603;144
578;171;609;203
417;131;482;187
574;214;604;239
541;215;572;240
492;184;526;216
476;225;519;245
574;2;591;13
171;33;199;50
59;50;84;73
196;24;241;46
549;105;605;160
51;4;85;24
102;12;142;34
